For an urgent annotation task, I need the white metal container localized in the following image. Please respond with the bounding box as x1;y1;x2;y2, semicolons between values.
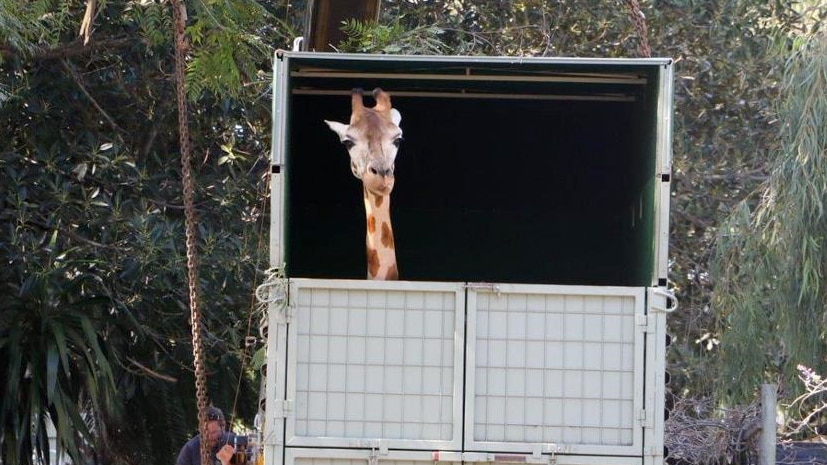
265;52;674;465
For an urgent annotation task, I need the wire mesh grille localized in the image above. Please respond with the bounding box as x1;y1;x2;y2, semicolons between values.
473;291;638;446
294;287;458;441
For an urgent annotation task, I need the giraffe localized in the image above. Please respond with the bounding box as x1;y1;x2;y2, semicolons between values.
325;88;403;280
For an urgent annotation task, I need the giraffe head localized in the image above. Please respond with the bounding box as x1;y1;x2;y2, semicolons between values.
325;88;403;196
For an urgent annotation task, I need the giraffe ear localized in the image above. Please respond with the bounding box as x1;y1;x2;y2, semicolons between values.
324;120;349;140
390;109;402;127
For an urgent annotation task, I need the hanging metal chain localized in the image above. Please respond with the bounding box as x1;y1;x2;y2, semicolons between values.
624;0;651;58
171;1;211;465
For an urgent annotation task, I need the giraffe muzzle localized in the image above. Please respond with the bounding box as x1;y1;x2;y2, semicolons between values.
369;166;394;178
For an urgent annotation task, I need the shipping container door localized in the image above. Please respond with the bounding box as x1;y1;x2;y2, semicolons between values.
465;284;647;457
285;279;466;451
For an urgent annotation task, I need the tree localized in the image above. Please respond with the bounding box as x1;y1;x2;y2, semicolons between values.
712;32;827;403
0;0;300;463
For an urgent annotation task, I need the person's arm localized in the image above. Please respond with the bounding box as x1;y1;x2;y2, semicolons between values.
216;444;235;465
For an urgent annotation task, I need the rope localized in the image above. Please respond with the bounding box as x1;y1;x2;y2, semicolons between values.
229;192;274;433
255;266;288;319
171;1;212;464
623;0;651;58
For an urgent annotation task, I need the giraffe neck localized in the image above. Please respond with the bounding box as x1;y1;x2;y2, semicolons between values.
363;187;398;280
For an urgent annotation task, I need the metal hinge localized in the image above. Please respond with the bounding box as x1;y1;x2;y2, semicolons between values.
273;301;293;325
367;441;388;465
636;314;654;333
274;400;292;418
638;408;653;428
463;282;502;295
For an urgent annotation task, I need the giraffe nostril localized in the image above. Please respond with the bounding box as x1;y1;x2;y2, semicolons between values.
368;165;394;178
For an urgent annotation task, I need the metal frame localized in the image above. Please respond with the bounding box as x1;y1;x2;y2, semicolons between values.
266;52;674;465
653;63;674;286
270;51;674;286
267;279;665;465
285;447;645;465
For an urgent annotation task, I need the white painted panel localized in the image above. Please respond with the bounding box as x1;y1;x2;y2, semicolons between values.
286;279;465;450
466;284;645;456
285;448;643;465
644;289;672;462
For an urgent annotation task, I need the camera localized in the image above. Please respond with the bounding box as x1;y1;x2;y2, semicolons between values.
229;434;248;465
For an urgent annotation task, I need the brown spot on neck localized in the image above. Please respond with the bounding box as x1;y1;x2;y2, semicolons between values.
381;221;395;248
374;194;384;208
367;215;376;233
367;248;380;278
385;264;399;280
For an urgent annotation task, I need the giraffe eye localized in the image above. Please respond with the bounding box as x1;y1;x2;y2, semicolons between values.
342;139;355;150
392;137;403;148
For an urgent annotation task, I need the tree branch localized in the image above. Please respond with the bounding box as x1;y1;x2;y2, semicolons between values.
1;37;133;62
125;357;178;383
61;58;125;138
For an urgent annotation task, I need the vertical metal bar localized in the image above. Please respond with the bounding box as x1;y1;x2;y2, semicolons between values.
760;384;777;465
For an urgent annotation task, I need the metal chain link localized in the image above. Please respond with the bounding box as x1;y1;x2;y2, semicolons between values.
624;0;651;58
171;1;211;464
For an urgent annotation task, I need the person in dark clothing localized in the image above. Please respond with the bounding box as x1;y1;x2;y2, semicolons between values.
176;406;236;465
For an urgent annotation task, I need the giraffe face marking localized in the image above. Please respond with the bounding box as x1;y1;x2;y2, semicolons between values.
325;89;403;197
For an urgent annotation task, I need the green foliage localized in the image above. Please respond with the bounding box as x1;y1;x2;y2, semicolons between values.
185;0;282;100
0;0;302;462
128;1;173;49
0;264;119;465
712;33;827;402
336;18;450;54
373;0;644;57
0;0;78;60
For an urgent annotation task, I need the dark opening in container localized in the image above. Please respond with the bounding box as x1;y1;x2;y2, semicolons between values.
278;54;668;286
